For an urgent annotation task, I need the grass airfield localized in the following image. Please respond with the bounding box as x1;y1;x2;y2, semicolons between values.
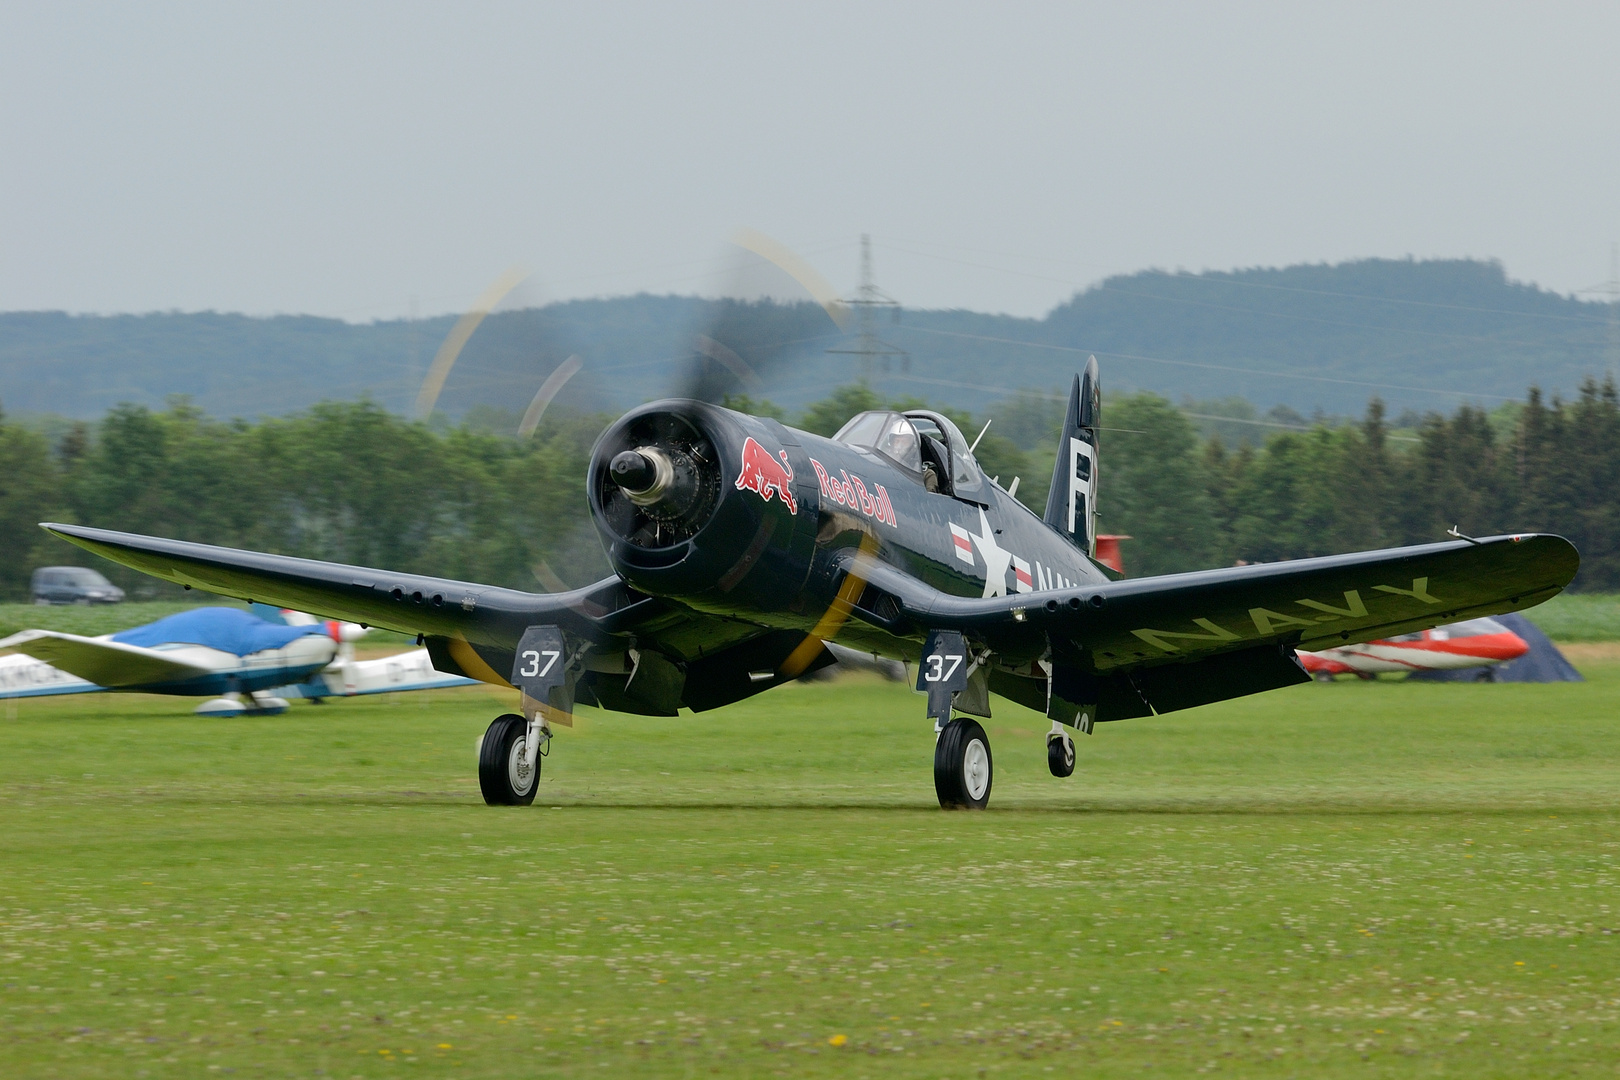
2;663;1618;1078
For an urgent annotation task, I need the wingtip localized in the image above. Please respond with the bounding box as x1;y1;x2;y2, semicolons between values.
40;522;113;540
39;523;119;554
1498;532;1581;590
40;522;95;541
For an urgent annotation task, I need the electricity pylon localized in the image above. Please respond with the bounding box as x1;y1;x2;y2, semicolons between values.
828;234;908;376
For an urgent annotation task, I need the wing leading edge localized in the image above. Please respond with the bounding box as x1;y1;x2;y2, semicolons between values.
39;523;656;655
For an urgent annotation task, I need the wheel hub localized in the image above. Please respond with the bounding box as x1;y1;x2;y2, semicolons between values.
963;739;989;800
507;738;535;795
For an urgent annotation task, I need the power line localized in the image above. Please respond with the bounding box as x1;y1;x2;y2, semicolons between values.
891;324;1518;401
880;236;1614;326
880;240;1610;350
884;372;1422;441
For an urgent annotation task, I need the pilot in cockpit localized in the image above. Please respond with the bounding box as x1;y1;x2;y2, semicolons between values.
835;410;950;494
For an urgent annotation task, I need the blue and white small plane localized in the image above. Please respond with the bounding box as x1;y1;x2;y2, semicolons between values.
0;606;474;715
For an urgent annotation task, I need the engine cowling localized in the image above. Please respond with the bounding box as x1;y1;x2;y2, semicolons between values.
587;402;818;610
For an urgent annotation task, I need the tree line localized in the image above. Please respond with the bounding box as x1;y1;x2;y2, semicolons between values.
0;377;1615;601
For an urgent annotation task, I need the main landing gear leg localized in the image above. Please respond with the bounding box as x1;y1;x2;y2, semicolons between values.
478;625;582;807
920;630;993;810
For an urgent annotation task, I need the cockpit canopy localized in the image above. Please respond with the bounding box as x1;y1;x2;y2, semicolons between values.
833;409;987;503
833;411;922;471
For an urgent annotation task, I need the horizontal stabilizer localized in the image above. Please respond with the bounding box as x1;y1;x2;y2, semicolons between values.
0;630;212;688
279;649;479;699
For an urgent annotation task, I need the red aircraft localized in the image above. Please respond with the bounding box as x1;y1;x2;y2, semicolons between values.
1297;616;1529;679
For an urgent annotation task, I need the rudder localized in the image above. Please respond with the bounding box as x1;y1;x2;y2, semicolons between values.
1042;355;1100;556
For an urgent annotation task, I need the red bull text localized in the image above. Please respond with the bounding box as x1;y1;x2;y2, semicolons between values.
809;458;896;528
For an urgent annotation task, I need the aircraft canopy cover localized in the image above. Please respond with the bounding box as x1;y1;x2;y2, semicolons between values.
111;607;326;656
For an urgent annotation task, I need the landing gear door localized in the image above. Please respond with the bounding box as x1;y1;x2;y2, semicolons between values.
917;629;970;723
511;625;578;723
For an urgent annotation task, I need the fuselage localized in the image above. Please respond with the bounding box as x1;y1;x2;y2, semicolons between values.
588;401;1104;668
1297;617;1529;675
123;636;339;695
0;634;336;697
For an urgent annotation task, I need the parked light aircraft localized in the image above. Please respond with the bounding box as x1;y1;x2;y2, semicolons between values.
1297;616;1529;679
0;606;473;715
41;354;1580;809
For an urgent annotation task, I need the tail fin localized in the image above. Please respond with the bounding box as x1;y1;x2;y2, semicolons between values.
1042;355;1100;556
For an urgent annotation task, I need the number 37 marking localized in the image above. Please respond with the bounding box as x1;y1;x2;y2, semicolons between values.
924;654;963;683
519;649;560;679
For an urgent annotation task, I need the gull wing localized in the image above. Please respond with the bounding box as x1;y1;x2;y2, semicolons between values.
38;523;661;688
0;630;214;688
842;533;1578;716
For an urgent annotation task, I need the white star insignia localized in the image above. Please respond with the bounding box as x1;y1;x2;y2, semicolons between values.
969;508;1012;599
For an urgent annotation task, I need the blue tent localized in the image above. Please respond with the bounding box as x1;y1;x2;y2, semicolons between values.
1407;612;1583;683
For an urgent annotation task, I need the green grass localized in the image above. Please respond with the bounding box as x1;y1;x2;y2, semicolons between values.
2;666;1619;1078
1522;592;1620;642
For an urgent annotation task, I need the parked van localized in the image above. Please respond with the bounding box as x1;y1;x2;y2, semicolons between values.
30;567;125;605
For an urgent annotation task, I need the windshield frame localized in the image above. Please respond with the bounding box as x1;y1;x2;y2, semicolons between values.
904;410;988;505
831;410;925;475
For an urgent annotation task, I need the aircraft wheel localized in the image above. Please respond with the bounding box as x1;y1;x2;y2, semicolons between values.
1047;733;1075;778
478;714;539;806
934;717;993;810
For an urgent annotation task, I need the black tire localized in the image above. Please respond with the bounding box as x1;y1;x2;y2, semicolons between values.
934;717;993;810
478;714;539;806
1047;733;1076;778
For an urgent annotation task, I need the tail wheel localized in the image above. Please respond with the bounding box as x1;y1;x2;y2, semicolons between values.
934;717;993;810
478;713;539;806
1047;733;1076;778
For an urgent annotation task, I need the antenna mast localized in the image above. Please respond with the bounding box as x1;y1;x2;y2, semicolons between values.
1610;242;1619;383
828;234;908;376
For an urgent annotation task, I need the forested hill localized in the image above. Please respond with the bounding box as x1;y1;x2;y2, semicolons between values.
2;258;1611;422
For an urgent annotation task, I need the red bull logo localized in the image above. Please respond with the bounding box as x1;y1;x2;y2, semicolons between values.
734;437;799;515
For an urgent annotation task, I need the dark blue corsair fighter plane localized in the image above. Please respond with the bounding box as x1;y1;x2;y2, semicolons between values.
42;358;1578;809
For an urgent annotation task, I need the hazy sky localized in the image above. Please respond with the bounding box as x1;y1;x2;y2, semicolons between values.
3;2;1618;320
